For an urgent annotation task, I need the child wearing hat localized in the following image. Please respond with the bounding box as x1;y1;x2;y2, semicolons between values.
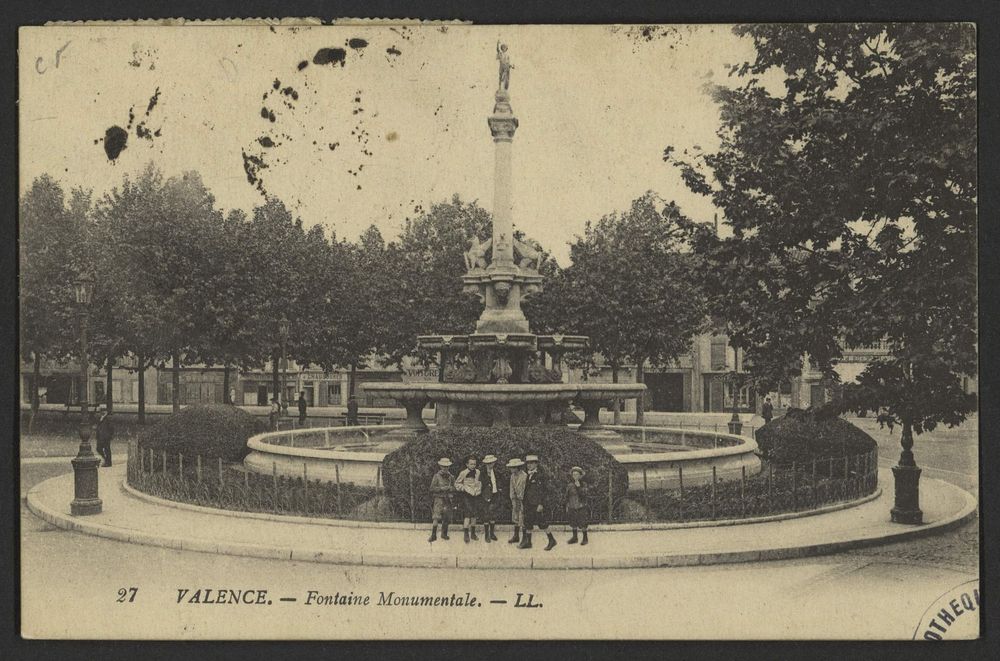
521;453;557;551
506;457;526;544
479;454;503;543
566;466;590;545
454;455;483;543
428;458;454;543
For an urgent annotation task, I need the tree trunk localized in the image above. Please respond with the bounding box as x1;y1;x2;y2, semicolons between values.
29;352;41;434
635;357;646;426
728;344;742;434
137;352;146;425
271;350;280;405
611;362;622;425
223;362;231;404
105;355;114;413
349;362;357;398
171;350;181;413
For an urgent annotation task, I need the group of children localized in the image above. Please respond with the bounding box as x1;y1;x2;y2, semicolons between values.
428;453;590;551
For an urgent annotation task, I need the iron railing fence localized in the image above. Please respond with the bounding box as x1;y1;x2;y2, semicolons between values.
126;441;878;525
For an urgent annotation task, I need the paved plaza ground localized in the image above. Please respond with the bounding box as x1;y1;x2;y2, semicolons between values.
18;415;979;639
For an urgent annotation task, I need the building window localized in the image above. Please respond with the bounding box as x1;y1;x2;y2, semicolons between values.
710;338;728;370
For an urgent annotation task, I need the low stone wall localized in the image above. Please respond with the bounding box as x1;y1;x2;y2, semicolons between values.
244;424;763;492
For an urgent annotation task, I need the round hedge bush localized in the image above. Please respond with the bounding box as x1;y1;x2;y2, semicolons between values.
381;426;628;523
137;404;266;463
754;409;877;466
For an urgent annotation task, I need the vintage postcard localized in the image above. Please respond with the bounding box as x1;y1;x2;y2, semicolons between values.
18;22;979;640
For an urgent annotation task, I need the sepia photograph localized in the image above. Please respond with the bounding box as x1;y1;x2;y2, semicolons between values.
15;19;980;641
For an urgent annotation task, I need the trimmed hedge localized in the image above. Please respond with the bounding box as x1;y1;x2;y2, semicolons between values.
754;408;877;465
136;404;266;463
380;427;628;522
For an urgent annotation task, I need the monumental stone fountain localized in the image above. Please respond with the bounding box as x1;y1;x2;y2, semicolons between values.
245;45;762;492
364;43;647;436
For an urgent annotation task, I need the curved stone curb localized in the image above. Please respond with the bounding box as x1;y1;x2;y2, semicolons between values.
122;476;883;532
26;474;977;570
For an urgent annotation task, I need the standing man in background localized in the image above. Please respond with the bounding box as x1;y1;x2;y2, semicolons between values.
95;409;115;467
297;391;307;426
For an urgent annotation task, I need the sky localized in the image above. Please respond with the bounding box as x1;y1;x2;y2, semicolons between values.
19;24;755;264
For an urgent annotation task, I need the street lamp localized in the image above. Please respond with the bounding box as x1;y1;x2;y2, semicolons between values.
70;272;102;515
278;315;290;414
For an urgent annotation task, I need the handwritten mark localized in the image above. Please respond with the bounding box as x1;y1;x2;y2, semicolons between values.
35;41;71;74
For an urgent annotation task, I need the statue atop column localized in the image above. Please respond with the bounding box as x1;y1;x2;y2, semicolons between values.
497;41;512;92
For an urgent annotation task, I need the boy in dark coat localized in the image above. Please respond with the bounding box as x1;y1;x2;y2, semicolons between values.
479;454;504;543
520;454;557;551
566;466;589;545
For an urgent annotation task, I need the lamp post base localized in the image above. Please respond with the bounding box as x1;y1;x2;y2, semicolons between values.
890;464;922;524
71;452;103;516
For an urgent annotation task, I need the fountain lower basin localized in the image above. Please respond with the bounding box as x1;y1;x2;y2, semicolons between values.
244;423;762;493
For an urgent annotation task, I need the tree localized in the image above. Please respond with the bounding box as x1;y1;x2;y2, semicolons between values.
381;195;492;368
94;166;222;414
666;24;977;521
19;175;91;428
187;209;262;403
561;192;709;424
92;165;169;422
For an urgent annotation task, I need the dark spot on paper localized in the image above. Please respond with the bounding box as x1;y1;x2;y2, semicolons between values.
281;86;299;100
260;107;276;122
386;46;401;57
136;123;154;141
126;106;136;129
313;48;346;67
386;131;398;142
145;87;161;115
258;136;275;148
389;26;412;41
274;79;281;90
103;126;128;161
297;60;309;71
242;150;269;191
328;142;339;151
348;38;368;50
128;45;158;70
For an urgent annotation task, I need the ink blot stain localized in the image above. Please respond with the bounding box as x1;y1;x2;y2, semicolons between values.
146;87;161;115
273;79;281;90
297;60;309;71
103;126;128;161
313;48;347;67
328;142;339;151
348;38;368;50
386;131;398;142
386;46;401;57
258;136;275;148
